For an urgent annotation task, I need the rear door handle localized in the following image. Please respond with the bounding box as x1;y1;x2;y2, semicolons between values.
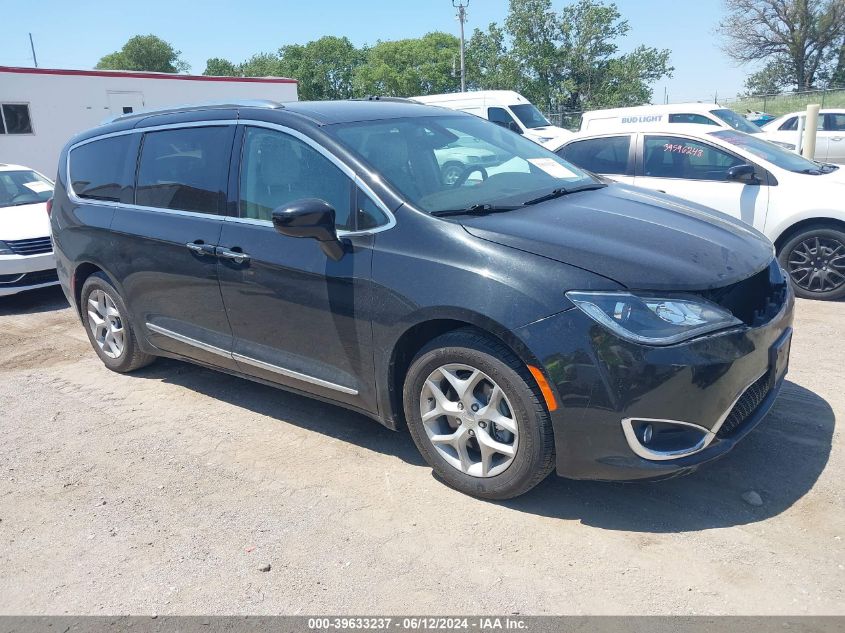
186;241;215;256
216;247;250;264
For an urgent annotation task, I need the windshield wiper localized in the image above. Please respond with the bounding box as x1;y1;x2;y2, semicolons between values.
431;203;519;217
522;182;607;206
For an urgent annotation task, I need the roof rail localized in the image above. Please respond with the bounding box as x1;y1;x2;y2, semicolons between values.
354;96;415;103
108;99;285;123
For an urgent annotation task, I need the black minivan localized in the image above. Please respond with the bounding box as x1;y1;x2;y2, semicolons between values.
51;99;794;499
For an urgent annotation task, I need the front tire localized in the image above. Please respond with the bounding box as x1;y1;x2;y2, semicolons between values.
80;272;154;373
403;328;555;500
777;224;845;301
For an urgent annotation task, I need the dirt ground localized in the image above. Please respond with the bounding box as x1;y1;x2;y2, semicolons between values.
0;286;842;615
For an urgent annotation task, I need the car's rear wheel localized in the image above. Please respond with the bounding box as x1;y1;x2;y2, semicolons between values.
80;272;154;373
403;328;555;499
778;224;845;301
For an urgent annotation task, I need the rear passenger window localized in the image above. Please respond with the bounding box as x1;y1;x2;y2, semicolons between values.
239;126;354;229
70;135;134;202
643;136;744;181
826;114;845;131
558;136;630;175
136;126;232;214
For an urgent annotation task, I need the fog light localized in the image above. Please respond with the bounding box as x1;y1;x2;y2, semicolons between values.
622;418;712;461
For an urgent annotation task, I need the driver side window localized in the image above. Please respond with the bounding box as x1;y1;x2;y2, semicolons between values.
239;126;354;230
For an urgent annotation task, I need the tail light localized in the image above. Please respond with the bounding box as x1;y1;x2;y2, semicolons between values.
46;197;53;216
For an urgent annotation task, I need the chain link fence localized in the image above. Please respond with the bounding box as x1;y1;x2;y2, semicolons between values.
544;86;845;131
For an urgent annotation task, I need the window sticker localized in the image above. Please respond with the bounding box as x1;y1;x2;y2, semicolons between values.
23;181;52;193
527;158;578;179
662;143;704;158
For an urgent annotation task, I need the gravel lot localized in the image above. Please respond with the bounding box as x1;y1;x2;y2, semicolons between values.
0;286;842;615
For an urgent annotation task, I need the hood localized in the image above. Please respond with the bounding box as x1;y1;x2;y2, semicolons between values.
0;202;51;241
460;184;774;292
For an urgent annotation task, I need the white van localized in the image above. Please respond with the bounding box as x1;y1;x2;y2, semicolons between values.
580;103;765;136
411;90;572;148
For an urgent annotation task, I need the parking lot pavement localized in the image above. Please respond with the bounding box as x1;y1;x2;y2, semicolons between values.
0;286;842;615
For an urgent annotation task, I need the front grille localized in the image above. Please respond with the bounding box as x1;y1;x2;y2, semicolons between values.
0;269;58;288
717;372;772;438
6;236;53;255
701;260;787;327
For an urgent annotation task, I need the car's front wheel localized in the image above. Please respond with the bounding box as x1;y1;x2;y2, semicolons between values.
778;224;845;301
403;328;555;499
80;272;154;373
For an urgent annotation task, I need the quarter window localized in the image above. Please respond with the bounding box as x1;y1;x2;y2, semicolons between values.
643;136;744;181
779;117;798;131
0;103;33;134
668;113;718;125
558;136;630;175
239;127;354;229
70;135;135;202
136;126;232;214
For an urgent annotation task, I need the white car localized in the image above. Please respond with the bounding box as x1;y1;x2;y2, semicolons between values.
0;163;57;297
554;126;845;300
411;90;572;149
761;109;845;164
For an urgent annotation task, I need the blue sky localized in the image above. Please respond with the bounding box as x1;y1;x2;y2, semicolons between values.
1;0;752;103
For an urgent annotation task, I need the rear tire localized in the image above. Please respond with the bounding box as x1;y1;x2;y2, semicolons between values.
777;224;845;301
80;272;154;373
402;328;555;500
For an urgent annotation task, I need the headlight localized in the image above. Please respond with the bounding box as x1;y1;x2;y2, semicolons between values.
566;291;742;345
0;240;12;255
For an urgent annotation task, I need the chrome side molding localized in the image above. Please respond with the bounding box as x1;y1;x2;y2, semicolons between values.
146;323;358;396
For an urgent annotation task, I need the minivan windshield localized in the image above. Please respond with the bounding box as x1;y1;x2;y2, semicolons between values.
710;129;834;174
0;170;54;208
509;104;552;129
329;114;594;214
711;109;763;134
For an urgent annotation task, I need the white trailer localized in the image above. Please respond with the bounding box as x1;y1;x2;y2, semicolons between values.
0;66;298;177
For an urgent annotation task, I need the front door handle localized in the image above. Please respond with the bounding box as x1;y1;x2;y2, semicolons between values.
832;136;843;142
216;247;250;265
186;241;215;256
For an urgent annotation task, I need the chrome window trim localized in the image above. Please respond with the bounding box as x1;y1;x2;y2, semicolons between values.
66;119;397;235
146;322;358;395
621;369;768;461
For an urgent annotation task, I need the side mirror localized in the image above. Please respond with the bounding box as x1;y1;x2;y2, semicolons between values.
726;164;758;184
271;198;345;261
508;121;523;134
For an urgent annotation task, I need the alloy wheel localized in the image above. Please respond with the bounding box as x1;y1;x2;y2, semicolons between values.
419;363;518;478
786;236;845;293
87;289;126;359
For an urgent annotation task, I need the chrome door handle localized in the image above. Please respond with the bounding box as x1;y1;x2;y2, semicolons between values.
832;137;843;142
216;247;250;264
186;241;215;256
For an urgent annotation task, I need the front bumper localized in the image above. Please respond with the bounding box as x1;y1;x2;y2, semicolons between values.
515;287;795;480
0;252;58;297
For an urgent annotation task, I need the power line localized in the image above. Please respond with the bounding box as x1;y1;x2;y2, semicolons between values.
453;0;469;92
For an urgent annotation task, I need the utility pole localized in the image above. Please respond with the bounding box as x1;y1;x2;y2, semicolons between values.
29;33;38;68
453;0;469;92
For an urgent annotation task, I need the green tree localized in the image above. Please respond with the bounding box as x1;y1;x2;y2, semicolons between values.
203;57;240;76
466;0;672;113
353;32;460;97
238;53;283;77
718;0;845;91
742;57;796;94
465;23;521;91
96;34;189;73
278;36;365;100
